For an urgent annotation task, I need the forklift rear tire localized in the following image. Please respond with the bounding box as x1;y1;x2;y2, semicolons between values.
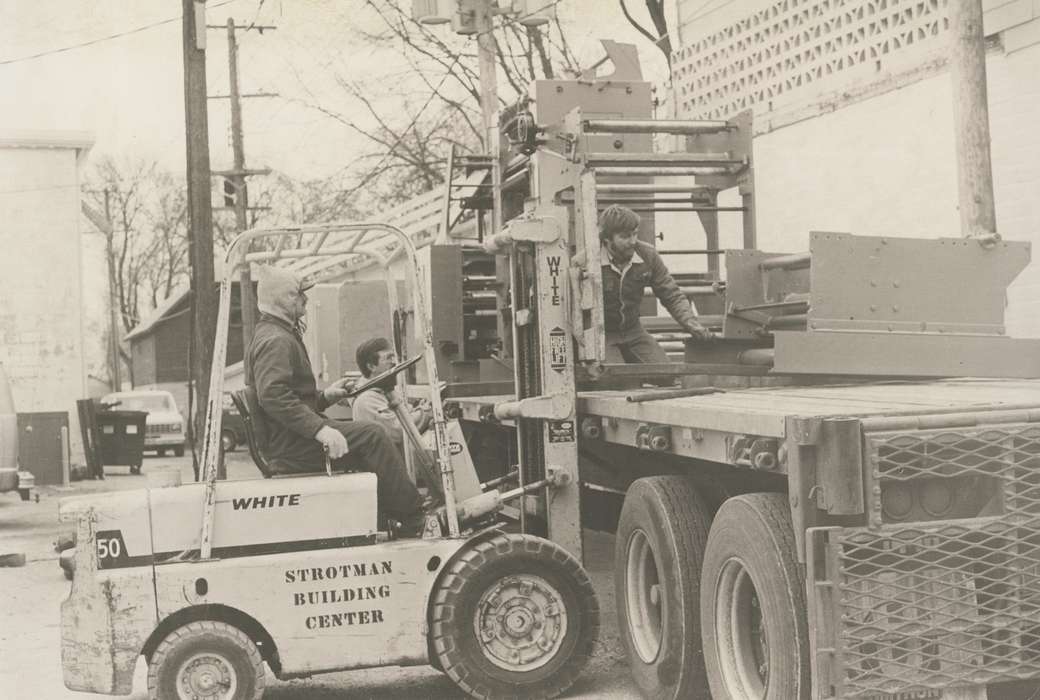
430;533;599;700
147;620;264;700
615;476;712;700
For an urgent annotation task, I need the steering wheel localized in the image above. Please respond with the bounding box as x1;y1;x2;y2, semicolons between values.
344;354;423;399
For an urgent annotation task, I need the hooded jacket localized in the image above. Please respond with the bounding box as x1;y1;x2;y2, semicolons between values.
245;313;329;470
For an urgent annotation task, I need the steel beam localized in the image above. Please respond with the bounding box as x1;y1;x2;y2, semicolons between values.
582;118;734;135
590;166;732;177
586;152;741;167
773;331;1040;378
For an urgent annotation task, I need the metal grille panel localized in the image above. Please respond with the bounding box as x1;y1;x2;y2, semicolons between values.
147;423;180;435
824;423;1040;697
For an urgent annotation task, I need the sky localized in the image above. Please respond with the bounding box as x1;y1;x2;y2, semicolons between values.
2;0;673;180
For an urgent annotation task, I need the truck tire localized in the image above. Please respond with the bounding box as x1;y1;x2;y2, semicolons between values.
615;476;712;699
430;533;599;700
700;493;809;700
147;620;264;700
174;445;185;457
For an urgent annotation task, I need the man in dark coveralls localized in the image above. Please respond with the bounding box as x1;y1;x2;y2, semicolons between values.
245;266;424;526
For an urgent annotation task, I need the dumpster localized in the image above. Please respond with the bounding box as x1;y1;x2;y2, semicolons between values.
96;409;147;475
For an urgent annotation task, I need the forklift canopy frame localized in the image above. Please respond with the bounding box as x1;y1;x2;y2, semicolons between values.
198;223;460;560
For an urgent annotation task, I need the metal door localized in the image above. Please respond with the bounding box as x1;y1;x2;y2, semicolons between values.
16;412;69;486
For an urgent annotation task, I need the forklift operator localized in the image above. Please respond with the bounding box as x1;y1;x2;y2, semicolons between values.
575;204;711;363
245;266;425;526
352;337;433;453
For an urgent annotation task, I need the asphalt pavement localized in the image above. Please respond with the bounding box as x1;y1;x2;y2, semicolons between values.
0;451;637;699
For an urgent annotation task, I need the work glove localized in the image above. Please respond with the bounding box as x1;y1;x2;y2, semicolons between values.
315;425;349;459
686;322;713;341
322;377;356;404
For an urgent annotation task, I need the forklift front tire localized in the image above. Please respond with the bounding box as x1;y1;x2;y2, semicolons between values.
147;620;264;700
430;533;599;700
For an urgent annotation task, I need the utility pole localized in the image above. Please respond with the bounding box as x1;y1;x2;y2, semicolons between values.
227;18;255;348
474;0;503;237
182;0;217;479
950;0;998;244
208;18;277;351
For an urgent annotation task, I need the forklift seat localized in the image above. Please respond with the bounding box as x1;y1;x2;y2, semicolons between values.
230;388;275;478
230;387;357;479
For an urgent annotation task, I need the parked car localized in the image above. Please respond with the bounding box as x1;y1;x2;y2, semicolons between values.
220;392;247;452
100;389;185;457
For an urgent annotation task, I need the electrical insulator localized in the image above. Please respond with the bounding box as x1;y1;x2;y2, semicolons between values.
412;0;452;24
451;0;478;35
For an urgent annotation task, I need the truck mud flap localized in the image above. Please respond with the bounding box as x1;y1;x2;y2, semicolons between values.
807;421;1040;699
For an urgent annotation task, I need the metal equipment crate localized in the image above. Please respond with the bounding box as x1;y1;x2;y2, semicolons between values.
809;420;1040;698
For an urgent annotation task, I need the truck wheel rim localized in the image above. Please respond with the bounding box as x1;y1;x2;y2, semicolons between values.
625;529;663;663
176;651;238;699
473;573;568;672
715;558;769;698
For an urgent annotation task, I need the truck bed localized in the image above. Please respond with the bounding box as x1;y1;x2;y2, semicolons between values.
440;379;1040;438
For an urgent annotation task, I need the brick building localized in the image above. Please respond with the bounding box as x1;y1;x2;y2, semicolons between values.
670;0;1040;336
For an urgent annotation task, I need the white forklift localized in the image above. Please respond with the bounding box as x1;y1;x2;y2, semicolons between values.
59;222;598;700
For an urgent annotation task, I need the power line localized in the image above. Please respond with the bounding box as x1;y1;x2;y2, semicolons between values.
0;0;240;66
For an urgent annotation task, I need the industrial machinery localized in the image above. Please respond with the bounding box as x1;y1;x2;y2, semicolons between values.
413;41;1040;700
59;223;599;700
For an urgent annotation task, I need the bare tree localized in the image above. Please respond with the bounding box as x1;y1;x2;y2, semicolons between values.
82;156;194;377
84;157;156;338
357;0;580;145
619;0;671;66
280;0;582;213
242;171;364;226
142;171;190;309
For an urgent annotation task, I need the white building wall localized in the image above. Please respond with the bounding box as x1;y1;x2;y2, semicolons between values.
0;133;95;462
672;0;1040;337
80;226;114;396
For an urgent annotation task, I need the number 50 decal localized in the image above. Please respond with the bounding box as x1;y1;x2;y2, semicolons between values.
95;530;130;569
